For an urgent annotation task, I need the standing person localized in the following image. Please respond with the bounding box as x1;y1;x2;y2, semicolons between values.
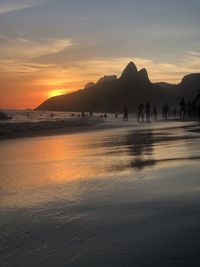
196;90;200;120
162;106;165;119
145;101;151;122
137;102;144;122
123;106;128;121
179;97;186;118
153;106;158;120
163;103;169;119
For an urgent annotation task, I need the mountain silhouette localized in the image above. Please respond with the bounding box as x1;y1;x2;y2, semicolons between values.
36;62;200;112
120;61;138;80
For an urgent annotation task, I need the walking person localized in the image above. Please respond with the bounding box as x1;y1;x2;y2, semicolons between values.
137;102;144;122
179;97;186;118
153;106;158;120
123;106;128;121
163;103;169;120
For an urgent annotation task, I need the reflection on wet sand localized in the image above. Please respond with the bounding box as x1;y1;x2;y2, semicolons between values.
126;131;154;170
102;130;155;171
0;123;200;209
0;122;200;267
95;123;200;172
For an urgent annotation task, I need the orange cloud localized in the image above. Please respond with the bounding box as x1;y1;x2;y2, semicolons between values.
0;46;200;109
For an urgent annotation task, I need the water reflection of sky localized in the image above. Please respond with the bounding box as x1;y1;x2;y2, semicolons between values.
89;123;200;172
0;123;200;267
0;122;200;209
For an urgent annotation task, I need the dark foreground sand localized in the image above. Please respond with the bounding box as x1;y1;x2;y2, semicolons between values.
0;121;200;267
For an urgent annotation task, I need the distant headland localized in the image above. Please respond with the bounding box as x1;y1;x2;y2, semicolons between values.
36;62;200;112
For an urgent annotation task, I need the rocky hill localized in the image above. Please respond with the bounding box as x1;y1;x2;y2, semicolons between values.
36;62;200;112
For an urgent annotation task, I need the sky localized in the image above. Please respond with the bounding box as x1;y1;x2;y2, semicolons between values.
0;0;200;109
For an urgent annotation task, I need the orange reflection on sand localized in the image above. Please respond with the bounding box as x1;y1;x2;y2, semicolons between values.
0;132;111;207
1;123;198;208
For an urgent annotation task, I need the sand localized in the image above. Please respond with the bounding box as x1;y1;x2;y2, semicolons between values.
0;116;105;140
1;114;199;141
0;121;200;266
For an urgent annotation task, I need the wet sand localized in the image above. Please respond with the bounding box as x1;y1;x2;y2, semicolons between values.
0;116;104;140
1;114;198;141
0;121;200;266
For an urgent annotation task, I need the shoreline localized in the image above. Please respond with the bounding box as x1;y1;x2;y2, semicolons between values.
0;116;199;141
0;116;104;141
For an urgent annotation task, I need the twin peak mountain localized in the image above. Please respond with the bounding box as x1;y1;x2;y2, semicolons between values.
37;61;200;112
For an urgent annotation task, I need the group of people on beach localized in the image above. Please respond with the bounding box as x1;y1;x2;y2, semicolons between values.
136;102;157;122
122;90;200;122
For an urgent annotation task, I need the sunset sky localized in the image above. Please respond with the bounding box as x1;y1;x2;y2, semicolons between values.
0;0;200;109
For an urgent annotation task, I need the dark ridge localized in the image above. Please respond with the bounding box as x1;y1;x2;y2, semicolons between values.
36;62;200;112
120;61;138;80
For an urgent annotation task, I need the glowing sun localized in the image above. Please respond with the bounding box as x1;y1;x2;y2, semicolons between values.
48;89;68;98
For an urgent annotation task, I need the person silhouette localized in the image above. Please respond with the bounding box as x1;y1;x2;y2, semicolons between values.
145;102;151;122
163;103;169;119
137;102;144;122
123;106;128;121
153;106;158;120
179;97;186;118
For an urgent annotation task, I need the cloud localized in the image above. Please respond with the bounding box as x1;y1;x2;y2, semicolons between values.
187;51;200;57
1;52;199;84
0;0;48;14
0;59;56;77
0;35;73;59
1;49;200;109
1;47;200;102
71;53;200;83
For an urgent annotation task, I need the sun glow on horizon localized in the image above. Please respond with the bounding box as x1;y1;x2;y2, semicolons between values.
48;89;70;98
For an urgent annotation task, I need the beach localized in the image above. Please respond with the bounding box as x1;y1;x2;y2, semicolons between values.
0;110;106;140
1;0;199;265
0;120;200;266
0;109;199;140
